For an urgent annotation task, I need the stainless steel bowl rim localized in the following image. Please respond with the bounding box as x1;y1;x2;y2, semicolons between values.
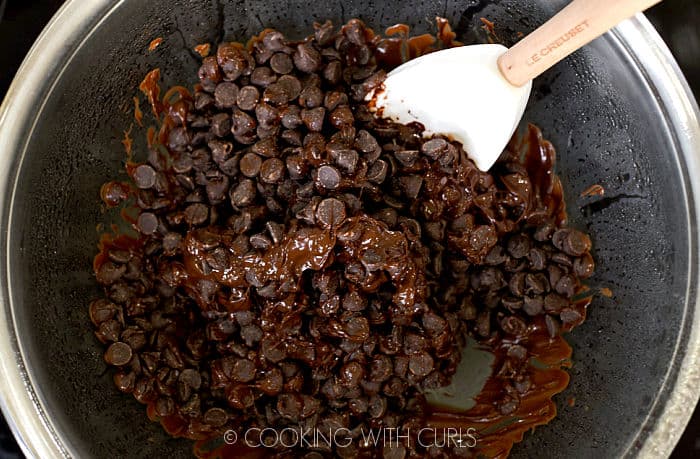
0;1;698;458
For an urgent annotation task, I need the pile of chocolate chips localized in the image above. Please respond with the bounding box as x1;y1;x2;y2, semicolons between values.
92;19;594;457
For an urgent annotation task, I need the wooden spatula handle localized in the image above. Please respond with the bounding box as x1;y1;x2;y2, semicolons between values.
498;0;662;87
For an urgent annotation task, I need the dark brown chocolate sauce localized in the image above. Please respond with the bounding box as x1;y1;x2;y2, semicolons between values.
134;96;144;127
580;184;605;198
373;19;461;68
100;181;131;208
168;215;424;319
149;37;164;52
139;68;162;117
195;43;212;58
121;126;134;158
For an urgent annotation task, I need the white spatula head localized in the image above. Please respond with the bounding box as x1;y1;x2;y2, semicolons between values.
369;44;532;171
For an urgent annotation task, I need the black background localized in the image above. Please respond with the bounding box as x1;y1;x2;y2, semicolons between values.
0;0;698;457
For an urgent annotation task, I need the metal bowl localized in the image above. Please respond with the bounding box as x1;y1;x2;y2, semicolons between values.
0;0;698;457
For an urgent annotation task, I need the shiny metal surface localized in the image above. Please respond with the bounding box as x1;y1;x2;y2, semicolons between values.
0;1;698;458
611;18;700;458
0;4;125;458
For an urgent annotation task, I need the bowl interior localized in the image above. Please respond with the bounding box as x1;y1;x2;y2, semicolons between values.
5;0;694;457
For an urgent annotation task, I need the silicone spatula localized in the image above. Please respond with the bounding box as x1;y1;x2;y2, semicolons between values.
369;0;662;170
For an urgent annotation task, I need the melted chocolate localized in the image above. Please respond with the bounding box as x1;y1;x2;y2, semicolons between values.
95;18;595;459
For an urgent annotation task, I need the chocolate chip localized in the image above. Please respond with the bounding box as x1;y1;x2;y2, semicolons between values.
561;229;592;256
329;106;354;128
500;316;527;335
163;233;182;253
555;274;577;298
498;398;519;415
509;272;526;297
137;212;159;235
185;203;209;225
133;164;157;189
251;137;279;157
277;75;302;101
230;179;257;207
254;103;278;130
394;150;419;167
209;140;233;163
354;130;378;154
89;299;119;325
262;30;287;51
250;233;272;250
261;336;286;363
114;372;136;393
280;105;303;130
260;158;285;184
340;361;364;387
316;198;346;228
155;397;176;417
349;397;368;415
214;82;239;108
265;221;285;244
259;368;284;395
299;86;324;108
199;55;223;91
293;43;322;73
104;342;133;366
507;345;528;360
263;83;290;105
217;43;251;81
237;85;260;111
107;250;131;265
544;293;568;313
529;247;547;270
344;316;370;342
301;107;326;132
232;359;256;382
226;384;255;409
324;91;348;111
545;314;560;337
314;20;335;46
369;356;393;383
281;129;303;146
525;273;548;295
121;327;147;351
210;113;232;137
523;295;544;316
421;138;448;159
367;159;388;184
323;60;342;84
317;165;341;190
534;222;555;241
507;234;531;259
270;52;294;74
574;253;595;279
179;368;202;390
332;149;359;173
551;252;572;267
206;175;230;203
399;175;423;199
251;66;277;87
241;324;263;347
368;395;387;418
195;91;215;110
485;246;507;265
203;407;229;427
408;352;433;377
240;153;262;177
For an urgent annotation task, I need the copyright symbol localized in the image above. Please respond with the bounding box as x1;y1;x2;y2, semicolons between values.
223;430;238;445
